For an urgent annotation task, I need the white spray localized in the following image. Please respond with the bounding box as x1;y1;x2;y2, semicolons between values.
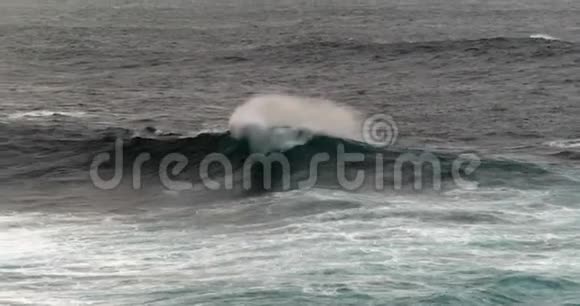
230;94;362;136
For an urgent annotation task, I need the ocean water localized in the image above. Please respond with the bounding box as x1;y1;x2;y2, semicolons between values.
1;0;580;305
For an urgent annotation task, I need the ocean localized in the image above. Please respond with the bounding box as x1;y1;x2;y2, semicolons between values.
1;0;580;305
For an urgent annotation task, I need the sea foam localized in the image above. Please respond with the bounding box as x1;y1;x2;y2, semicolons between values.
529;34;560;41
228;94;363;152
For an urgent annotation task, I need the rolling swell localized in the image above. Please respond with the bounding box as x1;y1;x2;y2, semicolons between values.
90;127;559;192
242;36;578;64
1;121;562;192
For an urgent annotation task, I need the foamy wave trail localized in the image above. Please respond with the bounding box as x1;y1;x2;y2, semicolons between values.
545;139;580;149
8;110;87;120
530;34;560;41
229;94;363;152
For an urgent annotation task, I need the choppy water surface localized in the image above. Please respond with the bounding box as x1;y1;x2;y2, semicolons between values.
1;0;580;305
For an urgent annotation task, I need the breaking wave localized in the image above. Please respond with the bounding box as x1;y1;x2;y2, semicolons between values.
529;33;561;41
229;94;364;152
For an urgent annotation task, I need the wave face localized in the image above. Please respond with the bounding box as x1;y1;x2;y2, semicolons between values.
3;120;565;196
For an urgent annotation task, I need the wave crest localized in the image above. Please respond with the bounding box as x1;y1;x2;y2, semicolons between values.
529;34;560;41
228;94;363;152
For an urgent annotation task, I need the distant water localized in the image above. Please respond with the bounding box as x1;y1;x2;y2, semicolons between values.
1;0;580;305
